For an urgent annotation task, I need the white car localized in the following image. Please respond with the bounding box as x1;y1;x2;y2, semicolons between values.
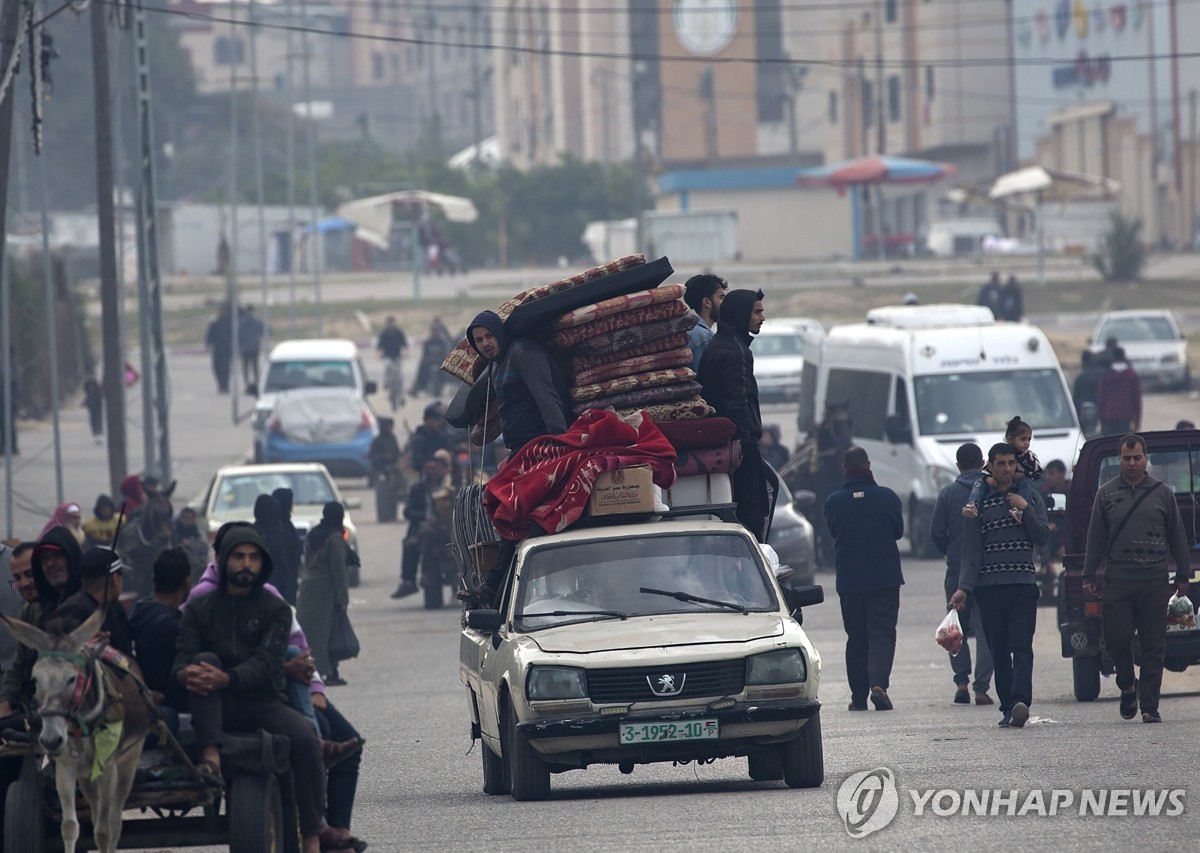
195;462;362;583
459;514;825;800
753;317;826;404
1088;310;1190;391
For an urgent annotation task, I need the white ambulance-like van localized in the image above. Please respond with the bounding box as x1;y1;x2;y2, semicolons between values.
812;304;1083;557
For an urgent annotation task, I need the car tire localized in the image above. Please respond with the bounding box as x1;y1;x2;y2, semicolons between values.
1072;655;1101;702
747;751;784;782
481;739;510;795
502;700;550;801
782;711;824;789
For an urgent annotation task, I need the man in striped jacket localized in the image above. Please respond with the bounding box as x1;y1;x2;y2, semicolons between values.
950;442;1049;729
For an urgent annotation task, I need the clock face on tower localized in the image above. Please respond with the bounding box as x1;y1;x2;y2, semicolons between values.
673;0;739;57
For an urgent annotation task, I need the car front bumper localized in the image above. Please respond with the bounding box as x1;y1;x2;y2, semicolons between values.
264;433;373;477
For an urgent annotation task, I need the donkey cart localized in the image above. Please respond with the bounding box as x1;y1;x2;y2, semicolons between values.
1;719;302;853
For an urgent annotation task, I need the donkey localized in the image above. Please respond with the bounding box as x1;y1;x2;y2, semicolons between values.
0;608;153;853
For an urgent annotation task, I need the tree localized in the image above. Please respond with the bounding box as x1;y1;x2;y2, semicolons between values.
1093;210;1146;282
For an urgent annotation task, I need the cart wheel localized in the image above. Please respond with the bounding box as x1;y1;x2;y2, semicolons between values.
229;772;284;853
4;777;49;852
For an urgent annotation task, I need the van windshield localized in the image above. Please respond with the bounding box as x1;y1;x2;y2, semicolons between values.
263;360;357;393
913;369;1076;436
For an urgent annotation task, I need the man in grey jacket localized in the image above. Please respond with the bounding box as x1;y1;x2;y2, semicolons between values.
1082;433;1191;723
929;443;993;706
950;442;1049;729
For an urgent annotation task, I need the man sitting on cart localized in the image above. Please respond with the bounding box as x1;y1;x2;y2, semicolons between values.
172;527;332;853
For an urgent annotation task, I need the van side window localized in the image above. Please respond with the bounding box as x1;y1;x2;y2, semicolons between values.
826;368;890;440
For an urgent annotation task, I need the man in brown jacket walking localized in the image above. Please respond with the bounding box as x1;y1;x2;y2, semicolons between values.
1083;434;1192;723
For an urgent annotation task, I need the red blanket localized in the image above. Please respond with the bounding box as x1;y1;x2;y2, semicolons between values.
483;409;678;540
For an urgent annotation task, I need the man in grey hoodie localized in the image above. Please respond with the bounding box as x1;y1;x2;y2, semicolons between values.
930;443;993;706
950;442;1049;728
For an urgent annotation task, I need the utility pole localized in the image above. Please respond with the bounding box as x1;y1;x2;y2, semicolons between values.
0;0;22;530
133;0;170;482
1189;89;1197;251
874;1;886;261
249;0;269;360
700;65;717;167
470;1;484;168
93;0;130;496
284;0;298;336
299;0;322;332
228;0;242;423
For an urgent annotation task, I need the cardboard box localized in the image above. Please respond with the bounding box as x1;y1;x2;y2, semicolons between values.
587;465;656;516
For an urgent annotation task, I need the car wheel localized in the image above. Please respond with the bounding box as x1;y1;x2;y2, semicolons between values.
747;751;784;782
1072;655;1101;702
502;700;550;801
782;711;823;789
481;739;510;795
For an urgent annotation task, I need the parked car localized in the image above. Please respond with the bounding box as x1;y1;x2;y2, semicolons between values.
752;317;825;404
1088;310;1190;391
196;462;362;585
252;338;377;462
459;509;825;801
1058;430;1200;701
263;387;378;479
768;471;817;586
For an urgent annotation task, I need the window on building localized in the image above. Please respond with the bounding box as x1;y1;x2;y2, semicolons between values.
829;90;838;124
885;0;897;22
925;66;934;99
887;75;901;122
213;37;244;66
754;0;786;123
372;52;384;81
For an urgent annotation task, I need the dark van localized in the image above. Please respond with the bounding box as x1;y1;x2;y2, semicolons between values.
1059;430;1200;701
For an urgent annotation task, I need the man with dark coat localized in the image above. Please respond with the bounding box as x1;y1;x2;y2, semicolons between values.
392;458;446;599
1073;350;1107;432
1097;347;1143;436
929;443;994;705
698;288;770;541
203;302;234;394
977;271;1003;318
999;275;1024;321
130;547;192;714
173;527;328;853
407;403;450;475
44;546;135;656
824;446;904;712
254;493;298;605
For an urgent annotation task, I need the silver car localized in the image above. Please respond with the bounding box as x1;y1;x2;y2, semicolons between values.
1089;310;1190;391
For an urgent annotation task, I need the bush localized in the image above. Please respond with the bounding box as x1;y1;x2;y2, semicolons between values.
1093;211;1146;282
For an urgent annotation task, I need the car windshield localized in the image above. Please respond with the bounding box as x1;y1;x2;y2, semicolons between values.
1096;446;1200;494
513;532;776;630
214;471;337;513
1096;317;1177;343
263;360;356;392
913;369;1076;436
754;333;804;357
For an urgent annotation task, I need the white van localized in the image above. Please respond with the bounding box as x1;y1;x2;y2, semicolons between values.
813;304;1082;557
252;339;376;462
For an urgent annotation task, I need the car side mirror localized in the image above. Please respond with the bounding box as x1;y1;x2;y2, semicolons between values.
885;414;912;445
791;489;816;510
466;609;502;632
783;583;824;609
364;381;378;395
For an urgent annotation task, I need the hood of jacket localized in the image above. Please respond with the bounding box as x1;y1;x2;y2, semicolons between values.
715;289;762;347
217;526;274;589
466;310;509;360
955;468;983;489
32;525;84;604
253;493;285;527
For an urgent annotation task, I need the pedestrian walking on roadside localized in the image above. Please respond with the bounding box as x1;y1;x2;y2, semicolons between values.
698;287;773;542
1082;434;1191;723
238;304;265;392
999;275;1024;322
1097;347;1143;436
296;502;352;685
203;302;234;394
824;445;905;712
82;378;104;444
977;271;1003;319
929;443;994;706
254;493;298;605
950;442;1049;728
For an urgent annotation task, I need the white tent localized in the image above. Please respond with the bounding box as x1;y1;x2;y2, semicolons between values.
335;189;479;250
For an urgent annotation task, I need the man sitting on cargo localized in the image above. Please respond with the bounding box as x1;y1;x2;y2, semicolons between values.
457;310;571;606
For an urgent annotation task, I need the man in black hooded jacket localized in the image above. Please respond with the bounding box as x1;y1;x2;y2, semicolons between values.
173;526;329;853
698;288;771;541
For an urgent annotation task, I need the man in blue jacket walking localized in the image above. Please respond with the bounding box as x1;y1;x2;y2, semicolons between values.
824;445;905;711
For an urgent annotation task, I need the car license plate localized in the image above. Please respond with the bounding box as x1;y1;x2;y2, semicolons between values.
618;720;719;745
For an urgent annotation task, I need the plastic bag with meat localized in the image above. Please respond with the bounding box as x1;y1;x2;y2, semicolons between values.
935;609;964;656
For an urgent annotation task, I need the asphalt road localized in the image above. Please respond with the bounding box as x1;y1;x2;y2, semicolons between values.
3;350;1200;851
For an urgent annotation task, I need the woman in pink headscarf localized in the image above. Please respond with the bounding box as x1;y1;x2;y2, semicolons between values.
119;474;145;514
40;502;86;547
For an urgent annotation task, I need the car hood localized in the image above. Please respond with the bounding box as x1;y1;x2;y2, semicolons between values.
272;388;369;444
206;504;356;537
527;612;786;654
754;355;805;377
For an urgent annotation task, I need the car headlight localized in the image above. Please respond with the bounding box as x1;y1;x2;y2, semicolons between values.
1162;353;1181;364
929;465;957;490
746;649;807;684
526;666;588;700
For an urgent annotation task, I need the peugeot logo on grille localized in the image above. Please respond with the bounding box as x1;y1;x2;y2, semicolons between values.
647;673;686;696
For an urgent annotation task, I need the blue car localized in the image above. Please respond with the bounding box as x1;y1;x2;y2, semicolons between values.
263;387;378;479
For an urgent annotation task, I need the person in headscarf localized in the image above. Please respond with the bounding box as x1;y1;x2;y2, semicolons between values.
39;502;86;547
296;502;351;684
119;474;146;515
271;487;303;590
254;493;298;605
82;494;122;547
